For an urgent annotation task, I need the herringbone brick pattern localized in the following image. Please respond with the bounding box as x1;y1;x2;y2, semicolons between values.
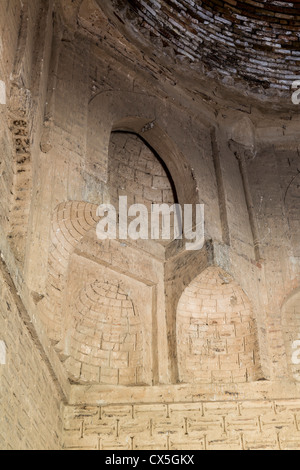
63;399;300;450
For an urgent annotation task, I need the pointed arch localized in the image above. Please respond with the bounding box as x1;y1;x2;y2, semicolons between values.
87;91;199;207
63;279;146;385
176;266;262;384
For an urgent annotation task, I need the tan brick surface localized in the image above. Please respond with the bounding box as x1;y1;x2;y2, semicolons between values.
1;0;300;453
63;397;300;450
177;267;262;384
0;269;63;450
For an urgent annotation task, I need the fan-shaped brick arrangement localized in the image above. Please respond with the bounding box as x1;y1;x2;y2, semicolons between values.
64;280;145;385
40;201;100;343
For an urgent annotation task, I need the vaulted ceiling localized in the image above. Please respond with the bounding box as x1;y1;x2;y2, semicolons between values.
58;0;300;106
105;0;300;93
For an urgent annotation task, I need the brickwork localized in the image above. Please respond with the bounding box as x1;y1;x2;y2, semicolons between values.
40;201;100;343
1;0;300;452
7;114;32;264
117;0;300;92
0;1;22;88
0;0;47;265
63;398;300;450
276;147;300;259
177;267;261;384
0;262;63;450
109;132;175;207
0;120;14;238
108;132;176;241
0;0;27;256
65;280;145;386
246;144;300;379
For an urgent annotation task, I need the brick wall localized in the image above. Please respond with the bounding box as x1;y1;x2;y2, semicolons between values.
65;280;145;386
109;132;175;207
63;398;300;450
1;0;300;452
120;0;300;92
177;267;261;384
246;144;300;378
0;262;63;450
0;0;22;241
108;131;176;241
0;0;22;88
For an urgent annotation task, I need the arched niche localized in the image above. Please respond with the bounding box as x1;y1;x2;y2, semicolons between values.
41;200;166;385
87;91;199;207
108;130;178;204
176;267;262;384
107;130;179;243
63;279;146;386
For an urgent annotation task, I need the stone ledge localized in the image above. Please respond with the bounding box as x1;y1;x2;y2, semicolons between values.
69;380;300;406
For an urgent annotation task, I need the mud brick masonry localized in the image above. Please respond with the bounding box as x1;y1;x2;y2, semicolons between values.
1;0;300;450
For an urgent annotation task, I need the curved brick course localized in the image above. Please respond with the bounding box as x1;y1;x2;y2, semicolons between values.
65;280;145;385
177;267;262;384
115;0;300;92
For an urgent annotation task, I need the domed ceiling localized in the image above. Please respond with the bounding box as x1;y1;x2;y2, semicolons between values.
106;0;300;90
115;0;300;91
60;0;300;102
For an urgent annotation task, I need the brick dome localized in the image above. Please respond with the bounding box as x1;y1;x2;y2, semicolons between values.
65;280;145;385
103;0;300;94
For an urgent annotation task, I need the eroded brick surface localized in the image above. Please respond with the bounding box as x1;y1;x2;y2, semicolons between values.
177;267;261;384
63;399;300;450
1;0;300;452
0;265;63;450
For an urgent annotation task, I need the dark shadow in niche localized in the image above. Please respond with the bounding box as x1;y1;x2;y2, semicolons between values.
111;130;179;205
